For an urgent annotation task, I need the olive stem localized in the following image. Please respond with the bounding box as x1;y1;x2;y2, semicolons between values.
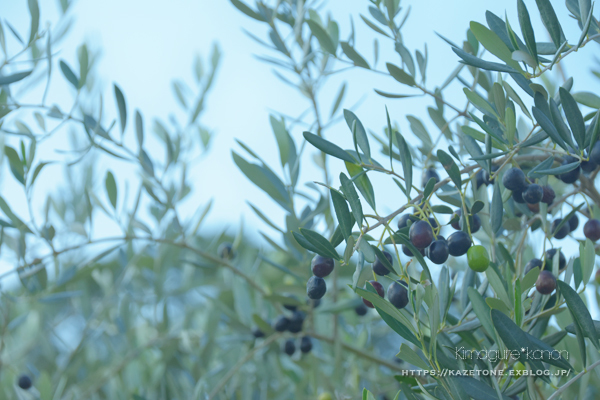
547;358;600;400
307;331;412;374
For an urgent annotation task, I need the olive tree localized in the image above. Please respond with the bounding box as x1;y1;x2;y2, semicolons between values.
229;0;600;399
3;0;600;399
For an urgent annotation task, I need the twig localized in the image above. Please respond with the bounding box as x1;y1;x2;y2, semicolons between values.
207;333;281;399
363;154;550;234
547;359;600;400
308;331;410;373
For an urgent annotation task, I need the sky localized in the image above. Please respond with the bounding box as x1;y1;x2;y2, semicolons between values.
0;0;599;294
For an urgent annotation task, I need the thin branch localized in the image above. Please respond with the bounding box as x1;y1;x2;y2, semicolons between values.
308;331;411;374
208;333;282;399
547;359;600;400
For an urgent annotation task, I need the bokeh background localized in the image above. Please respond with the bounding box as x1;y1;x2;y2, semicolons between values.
2;1;600;398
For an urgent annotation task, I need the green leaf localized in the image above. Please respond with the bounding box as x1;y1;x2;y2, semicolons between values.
525;331;572;370
461;125;507;150
394;132;412;197
386;63;416;87
330;189;354;242
340;41;370;69
0;196;31;232
330;82;346;117
394;42;415;76
377;307;421;348
340;172;364;227
355;285;415;330
522;267;540;293
406;117;433;156
83;114;111;141
571;315;588;366
374;90;418;99
491;179;503;233
27;0;39;44
588;111;600;151
232;152;292;211
139;149;155;177
453;376;512;400
292;231;320;254
300;228;340;260
463;88;499;119
492;83;506;120
114;84;127;133
577;3;594;48
572;92;600;108
557;280;600;349
549;98;577;149
467;287;496;339
422;176;436;200
536;161;579;175
431;205;454;214
360;14;391;38
270;115;291;167
344;110;370;159
4;146;25;184
491;310;547;374
396;343;429;370
515;279;523;326
503;81;532;119
352;251;365;289
505;106;516;145
386;106;394;170
534;0;566;48
532;107;568;150
229;0;265;22
461;132;486;170
346;162;376;210
30;161;50;187
469;22;523;72
78;44;88;88
486;267;511;307
542;330;567;347
578;0;592;25
517;0;538;66
59;60;79;89
527;156;554;179
560;87;586;149
436;149;461;187
565;320;600;337
0;70;32;86
135;110;144;148
105;171;117;209
452;47;518;73
343;235;355;265
269;29;289;56
306;19;336;54
303;131;356;163
252;314;274;335
581;239;595;285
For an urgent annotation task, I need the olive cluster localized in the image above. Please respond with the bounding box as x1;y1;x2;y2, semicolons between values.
306;255;334;300
399;210;489;272
360;278;409;311
502;163;600;296
251;297;317;357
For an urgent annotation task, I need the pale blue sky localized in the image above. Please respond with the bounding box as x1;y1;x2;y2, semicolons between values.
1;0;598;282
